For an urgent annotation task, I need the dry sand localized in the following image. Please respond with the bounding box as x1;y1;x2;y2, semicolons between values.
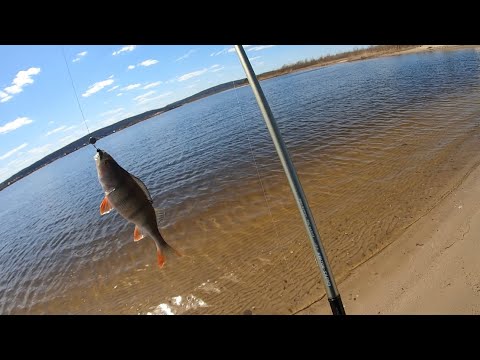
389;45;480;56
299;162;480;315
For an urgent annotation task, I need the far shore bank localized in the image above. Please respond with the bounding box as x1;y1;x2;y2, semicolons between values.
260;45;480;80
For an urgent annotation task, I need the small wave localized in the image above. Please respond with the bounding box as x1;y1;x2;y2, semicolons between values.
144;294;208;315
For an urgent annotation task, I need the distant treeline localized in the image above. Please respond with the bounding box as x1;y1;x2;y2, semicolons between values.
0;45;420;191
257;45;417;79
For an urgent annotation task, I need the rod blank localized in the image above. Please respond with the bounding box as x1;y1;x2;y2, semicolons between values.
234;45;345;315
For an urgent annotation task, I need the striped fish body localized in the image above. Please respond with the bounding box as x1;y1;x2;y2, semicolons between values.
95;149;179;268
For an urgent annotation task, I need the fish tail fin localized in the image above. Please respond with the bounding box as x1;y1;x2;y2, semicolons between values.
155;239;183;269
156;249;166;268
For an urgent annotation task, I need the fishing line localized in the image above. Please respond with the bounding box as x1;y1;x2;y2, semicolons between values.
232;80;282;246
60;46;98;149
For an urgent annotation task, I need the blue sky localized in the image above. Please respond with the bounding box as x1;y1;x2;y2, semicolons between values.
0;45;366;182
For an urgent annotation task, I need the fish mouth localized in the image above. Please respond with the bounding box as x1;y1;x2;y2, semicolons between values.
94;149;103;161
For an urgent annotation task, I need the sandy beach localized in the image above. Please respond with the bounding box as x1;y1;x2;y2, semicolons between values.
389;45;480;56
299;157;480;315
286;45;480;77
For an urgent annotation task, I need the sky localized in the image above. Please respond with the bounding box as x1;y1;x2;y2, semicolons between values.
0;45;367;182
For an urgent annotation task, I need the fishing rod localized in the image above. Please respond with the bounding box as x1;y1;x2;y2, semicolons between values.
234;45;346;315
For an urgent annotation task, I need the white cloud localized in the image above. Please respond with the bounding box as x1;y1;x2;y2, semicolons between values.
28;144;53;155
143;81;162;89
210;48;229;57
178;68;208;81
121;84;141;91
0;90;13;103
72;51;88;63
43;124;77;136
82;78;114;97
248;45;275;52
250;56;262;61
172;65;224;83
48;121;54;125
100;107;125;117
176;49;196;62
135;91;173;105
4;67;41;94
99;118;120;127
117;93;123;97
211;46;251;57
107;85;120;92
0;117;33;134
97;109;130;128
155;92;172;99
59;135;76;145
63;125;77;132
112;45;136;56
1;67;41;102
126;59;159;69
134;91;156;102
45;126;67;136
0;143;28;160
210;65;224;73
138;59;158;67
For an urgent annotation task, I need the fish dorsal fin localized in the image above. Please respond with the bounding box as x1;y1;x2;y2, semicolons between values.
131;174;152;203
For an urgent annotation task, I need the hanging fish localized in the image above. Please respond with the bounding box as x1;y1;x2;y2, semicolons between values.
94;149;180;268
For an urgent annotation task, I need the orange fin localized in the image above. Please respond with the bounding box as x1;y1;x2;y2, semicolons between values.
100;196;113;215
157;250;166;269
134;226;145;242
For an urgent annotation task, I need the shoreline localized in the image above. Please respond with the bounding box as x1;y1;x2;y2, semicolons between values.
298;155;480;315
258;45;480;81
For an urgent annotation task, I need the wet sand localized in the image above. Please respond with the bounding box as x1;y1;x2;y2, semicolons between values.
299;159;480;315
